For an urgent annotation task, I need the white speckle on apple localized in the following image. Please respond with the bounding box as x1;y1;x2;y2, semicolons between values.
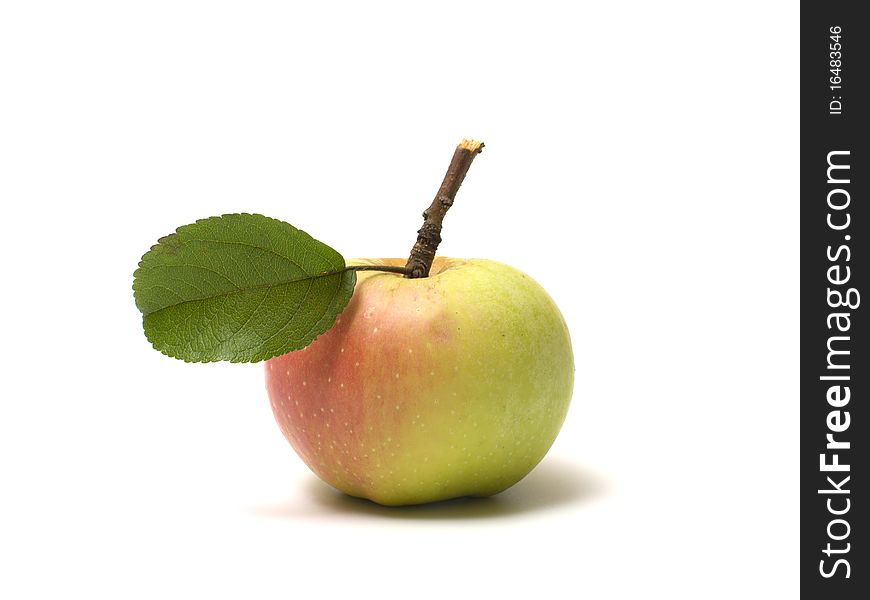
373;327;379;333
340;347;344;353
302;381;306;386
407;348;413;354
394;373;400;379
327;377;332;383
339;383;344;388
395;405;400;410
355;362;360;367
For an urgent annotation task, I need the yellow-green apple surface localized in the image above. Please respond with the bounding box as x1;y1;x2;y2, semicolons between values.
264;257;573;505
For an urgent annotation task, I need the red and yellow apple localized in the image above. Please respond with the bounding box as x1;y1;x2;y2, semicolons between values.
264;258;574;505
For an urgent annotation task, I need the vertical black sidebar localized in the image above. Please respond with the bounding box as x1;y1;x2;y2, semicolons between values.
801;3;868;597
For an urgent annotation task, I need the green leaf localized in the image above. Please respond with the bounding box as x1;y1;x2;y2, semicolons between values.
133;213;356;363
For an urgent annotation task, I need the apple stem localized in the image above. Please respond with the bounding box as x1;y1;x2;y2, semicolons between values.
404;139;484;278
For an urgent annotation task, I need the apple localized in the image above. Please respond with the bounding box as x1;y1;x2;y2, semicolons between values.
264;257;574;505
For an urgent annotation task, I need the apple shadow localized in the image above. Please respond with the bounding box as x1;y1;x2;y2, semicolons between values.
252;457;610;520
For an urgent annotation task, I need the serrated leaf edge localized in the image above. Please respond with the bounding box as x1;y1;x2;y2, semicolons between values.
133;213;356;363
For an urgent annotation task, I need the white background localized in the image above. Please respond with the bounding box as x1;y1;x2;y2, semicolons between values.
0;2;799;598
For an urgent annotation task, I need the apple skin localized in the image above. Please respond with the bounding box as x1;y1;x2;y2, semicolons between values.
264;258;573;506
